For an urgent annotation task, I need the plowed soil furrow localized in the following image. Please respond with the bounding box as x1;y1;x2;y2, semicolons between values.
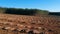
0;14;60;34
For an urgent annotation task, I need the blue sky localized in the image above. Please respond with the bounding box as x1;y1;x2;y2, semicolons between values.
0;0;60;12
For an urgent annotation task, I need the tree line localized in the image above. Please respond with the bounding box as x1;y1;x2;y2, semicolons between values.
0;7;49;15
1;7;60;16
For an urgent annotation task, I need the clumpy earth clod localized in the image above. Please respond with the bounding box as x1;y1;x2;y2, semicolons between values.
0;14;60;34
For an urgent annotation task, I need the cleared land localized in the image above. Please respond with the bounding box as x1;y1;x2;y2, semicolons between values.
0;14;60;34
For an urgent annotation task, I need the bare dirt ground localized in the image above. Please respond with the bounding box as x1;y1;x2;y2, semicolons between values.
0;14;60;34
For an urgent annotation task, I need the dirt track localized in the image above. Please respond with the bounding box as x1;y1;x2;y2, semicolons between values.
0;14;60;34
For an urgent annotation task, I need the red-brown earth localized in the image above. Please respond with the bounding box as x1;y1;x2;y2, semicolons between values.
0;14;60;34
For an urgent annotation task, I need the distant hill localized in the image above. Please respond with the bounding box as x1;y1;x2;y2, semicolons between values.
0;7;49;15
0;7;60;16
49;12;60;16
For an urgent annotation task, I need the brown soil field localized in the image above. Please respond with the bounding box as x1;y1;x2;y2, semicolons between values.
0;14;60;34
